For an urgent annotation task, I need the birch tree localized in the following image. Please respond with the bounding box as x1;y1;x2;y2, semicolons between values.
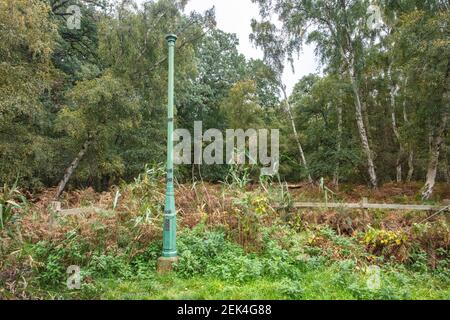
249;18;313;182
391;8;449;199
251;0;379;187
281;83;313;183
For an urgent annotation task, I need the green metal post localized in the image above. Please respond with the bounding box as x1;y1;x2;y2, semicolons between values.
162;34;177;260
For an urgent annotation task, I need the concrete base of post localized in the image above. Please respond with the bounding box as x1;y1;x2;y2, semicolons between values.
157;256;178;273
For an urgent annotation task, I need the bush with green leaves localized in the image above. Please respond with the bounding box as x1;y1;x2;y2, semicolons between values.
175;227;308;282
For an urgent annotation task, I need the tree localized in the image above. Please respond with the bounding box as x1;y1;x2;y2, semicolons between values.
221;80;265;130
55;0;215;187
54;71;141;198
251;0;379;187
246;59;280;109
391;9;449;199
0;0;59;188
249;17;313;183
177;29;276;181
291;74;361;184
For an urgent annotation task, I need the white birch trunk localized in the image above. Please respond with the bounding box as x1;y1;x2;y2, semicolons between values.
422;111;448;199
422;135;444;200
339;39;378;188
406;151;414;182
349;63;378;188
281;84;313;183
422;61;450;199
390;84;403;183
55;138;93;199
402;88;414;182
388;64;404;183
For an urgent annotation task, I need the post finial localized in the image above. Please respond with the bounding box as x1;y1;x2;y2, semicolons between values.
165;34;178;43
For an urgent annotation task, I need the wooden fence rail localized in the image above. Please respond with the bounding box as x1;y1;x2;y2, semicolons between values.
49;200;450;215
286;199;449;212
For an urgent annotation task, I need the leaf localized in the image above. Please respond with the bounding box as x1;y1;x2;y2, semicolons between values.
6;200;21;208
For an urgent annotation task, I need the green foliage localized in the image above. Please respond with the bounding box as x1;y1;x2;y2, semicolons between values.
175;227;363;284
0;181;26;230
251;0;449;189
0;0;60;190
1;0;447;190
56;71;142;184
128;163;166;222
31;233;89;287
221;80;265;129
362;228;409;247
2;190;448;300
291;74;362;181
25;224;449;300
1;1;449;301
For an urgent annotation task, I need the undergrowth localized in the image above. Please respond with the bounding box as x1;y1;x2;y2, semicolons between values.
0;166;448;300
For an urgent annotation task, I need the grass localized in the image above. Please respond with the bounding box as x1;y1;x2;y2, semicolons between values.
44;263;449;300
89;277;288;300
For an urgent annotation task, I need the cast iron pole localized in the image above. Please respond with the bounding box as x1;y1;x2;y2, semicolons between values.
158;34;178;271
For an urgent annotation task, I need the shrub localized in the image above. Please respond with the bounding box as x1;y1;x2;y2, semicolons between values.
411;222;450;269
278;278;305;299
361;227;409;262
0;181;26;230
228;192;274;249
176;229;232;277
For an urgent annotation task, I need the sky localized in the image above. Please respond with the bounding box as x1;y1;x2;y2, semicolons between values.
138;0;320;95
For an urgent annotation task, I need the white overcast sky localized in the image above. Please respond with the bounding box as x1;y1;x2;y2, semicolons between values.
136;0;320;94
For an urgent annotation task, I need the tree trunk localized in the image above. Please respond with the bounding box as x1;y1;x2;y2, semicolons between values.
391;91;404;183
333;104;343;187
395;157;402;183
349;64;378;188
362;100;372;144
281;84;313;183
388;65;404;183
402;87;414;182
422;111;448;199
335;0;377;187
336;11;377;187
55;138;93;199
422;60;450;199
387;35;404;183
406;151;414;182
